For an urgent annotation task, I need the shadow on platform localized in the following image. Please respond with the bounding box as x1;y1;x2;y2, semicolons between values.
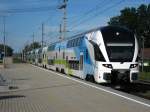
0;95;25;100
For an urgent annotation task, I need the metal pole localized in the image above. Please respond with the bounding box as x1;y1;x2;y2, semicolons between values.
58;0;68;40
3;16;6;67
142;36;144;72
63;0;67;40
42;23;44;47
32;32;35;49
59;24;62;39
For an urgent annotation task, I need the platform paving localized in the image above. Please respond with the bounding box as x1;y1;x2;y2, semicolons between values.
0;64;149;112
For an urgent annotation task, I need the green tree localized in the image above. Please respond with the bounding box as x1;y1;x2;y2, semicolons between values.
108;4;150;48
23;42;41;53
0;44;13;56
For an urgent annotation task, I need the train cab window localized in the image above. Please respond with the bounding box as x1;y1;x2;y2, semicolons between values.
90;41;105;62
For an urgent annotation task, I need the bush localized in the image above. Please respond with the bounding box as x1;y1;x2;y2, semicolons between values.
140;72;150;81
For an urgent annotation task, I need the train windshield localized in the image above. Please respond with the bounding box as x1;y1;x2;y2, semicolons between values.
106;43;134;62
101;26;135;62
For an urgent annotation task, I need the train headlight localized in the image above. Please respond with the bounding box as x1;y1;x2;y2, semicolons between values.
102;64;113;69
130;64;138;68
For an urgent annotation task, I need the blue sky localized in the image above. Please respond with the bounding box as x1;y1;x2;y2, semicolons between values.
0;0;150;52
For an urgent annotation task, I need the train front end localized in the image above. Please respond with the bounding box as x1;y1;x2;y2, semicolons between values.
94;26;139;84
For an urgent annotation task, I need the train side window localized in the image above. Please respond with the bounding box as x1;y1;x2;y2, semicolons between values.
74;38;78;46
77;38;80;46
73;39;76;47
70;40;72;47
72;39;75;47
67;37;83;48
79;37;83;45
53;45;55;50
69;40;72;47
67;41;70;48
73;39;75;47
69;41;71;47
68;61;79;70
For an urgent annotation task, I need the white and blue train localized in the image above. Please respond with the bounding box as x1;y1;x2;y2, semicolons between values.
27;26;139;84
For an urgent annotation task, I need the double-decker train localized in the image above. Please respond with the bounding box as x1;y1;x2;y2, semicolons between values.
26;26;139;84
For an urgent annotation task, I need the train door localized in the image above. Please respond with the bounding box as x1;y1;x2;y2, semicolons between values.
80;53;83;70
43;49;48;68
55;52;58;71
56;46;61;71
79;52;84;78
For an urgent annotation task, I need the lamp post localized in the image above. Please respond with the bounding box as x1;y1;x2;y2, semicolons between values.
58;0;68;40
141;36;145;72
3;16;6;68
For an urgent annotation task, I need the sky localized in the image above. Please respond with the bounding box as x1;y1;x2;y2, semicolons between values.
0;0;150;52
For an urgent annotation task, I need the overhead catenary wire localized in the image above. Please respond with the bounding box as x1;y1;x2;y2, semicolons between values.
0;6;57;14
43;0;124;44
68;0;111;30
69;0;124;34
68;0;109;24
3;0;125;48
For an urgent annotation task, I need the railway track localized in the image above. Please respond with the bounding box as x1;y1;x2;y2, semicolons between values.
111;82;150;100
139;80;150;85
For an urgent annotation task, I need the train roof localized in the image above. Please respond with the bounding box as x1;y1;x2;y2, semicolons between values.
47;25;132;46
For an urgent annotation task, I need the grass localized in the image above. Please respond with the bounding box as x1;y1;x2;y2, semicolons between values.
139;72;150;81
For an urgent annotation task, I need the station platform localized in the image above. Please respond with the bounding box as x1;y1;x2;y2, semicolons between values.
0;64;149;112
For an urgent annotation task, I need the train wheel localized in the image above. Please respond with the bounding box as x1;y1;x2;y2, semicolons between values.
56;68;59;72
61;69;65;74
